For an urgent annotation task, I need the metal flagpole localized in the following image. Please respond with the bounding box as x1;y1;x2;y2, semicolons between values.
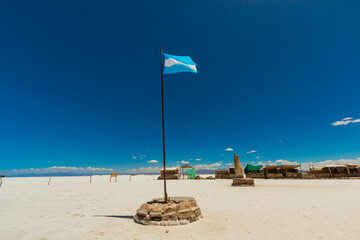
160;46;168;203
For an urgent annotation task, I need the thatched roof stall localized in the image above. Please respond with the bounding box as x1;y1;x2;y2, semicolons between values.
263;165;301;172
281;165;302;178
180;164;195;179
345;164;360;174
308;164;360;178
263;166;282;179
309;166;323;173
322;164;355;178
308;165;331;178
263;165;302;179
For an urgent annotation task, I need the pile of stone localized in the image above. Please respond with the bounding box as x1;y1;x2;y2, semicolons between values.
232;178;255;186
134;197;202;226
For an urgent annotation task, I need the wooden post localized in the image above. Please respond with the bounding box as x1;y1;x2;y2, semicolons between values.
90;175;92;183
328;167;333;178
160;46;168;203
284;164;287;178
48;177;52;185
129;175;131;181
264;165;268;179
346;167;350;177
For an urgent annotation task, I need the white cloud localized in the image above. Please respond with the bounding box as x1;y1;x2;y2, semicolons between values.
256;156;260;159
195;158;202;161
275;159;299;165
332;120;352;126
131;153;146;160
332;117;360;126
181;160;189;164
257;159;299;166
129;167;160;174
194;162;222;170
3;166;114;176
226;163;233;166
225;148;234;151
247;150;257;153
147;160;158;163
258;161;271;165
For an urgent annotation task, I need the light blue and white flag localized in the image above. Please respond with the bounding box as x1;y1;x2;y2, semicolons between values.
163;53;197;74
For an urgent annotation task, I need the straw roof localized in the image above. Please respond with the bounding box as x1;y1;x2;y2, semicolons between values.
161;167;179;171
311;166;323;170
323;164;347;168
180;164;194;169
345;164;359;168
278;165;300;169
264;165;300;169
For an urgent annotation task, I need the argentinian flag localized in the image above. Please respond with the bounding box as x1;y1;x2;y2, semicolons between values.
163;53;197;74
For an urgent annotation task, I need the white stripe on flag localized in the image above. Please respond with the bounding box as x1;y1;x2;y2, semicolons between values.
165;58;197;71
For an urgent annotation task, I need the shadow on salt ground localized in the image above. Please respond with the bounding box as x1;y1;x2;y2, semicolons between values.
93;215;134;219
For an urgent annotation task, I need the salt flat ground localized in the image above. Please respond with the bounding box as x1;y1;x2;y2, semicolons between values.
0;175;359;240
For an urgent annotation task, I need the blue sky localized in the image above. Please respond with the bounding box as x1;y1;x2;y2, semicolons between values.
1;0;360;175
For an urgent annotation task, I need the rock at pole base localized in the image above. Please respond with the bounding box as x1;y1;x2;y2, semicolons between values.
134;197;202;226
232;178;255;187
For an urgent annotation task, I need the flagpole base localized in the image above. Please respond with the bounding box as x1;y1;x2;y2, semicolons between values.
134;196;202;226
